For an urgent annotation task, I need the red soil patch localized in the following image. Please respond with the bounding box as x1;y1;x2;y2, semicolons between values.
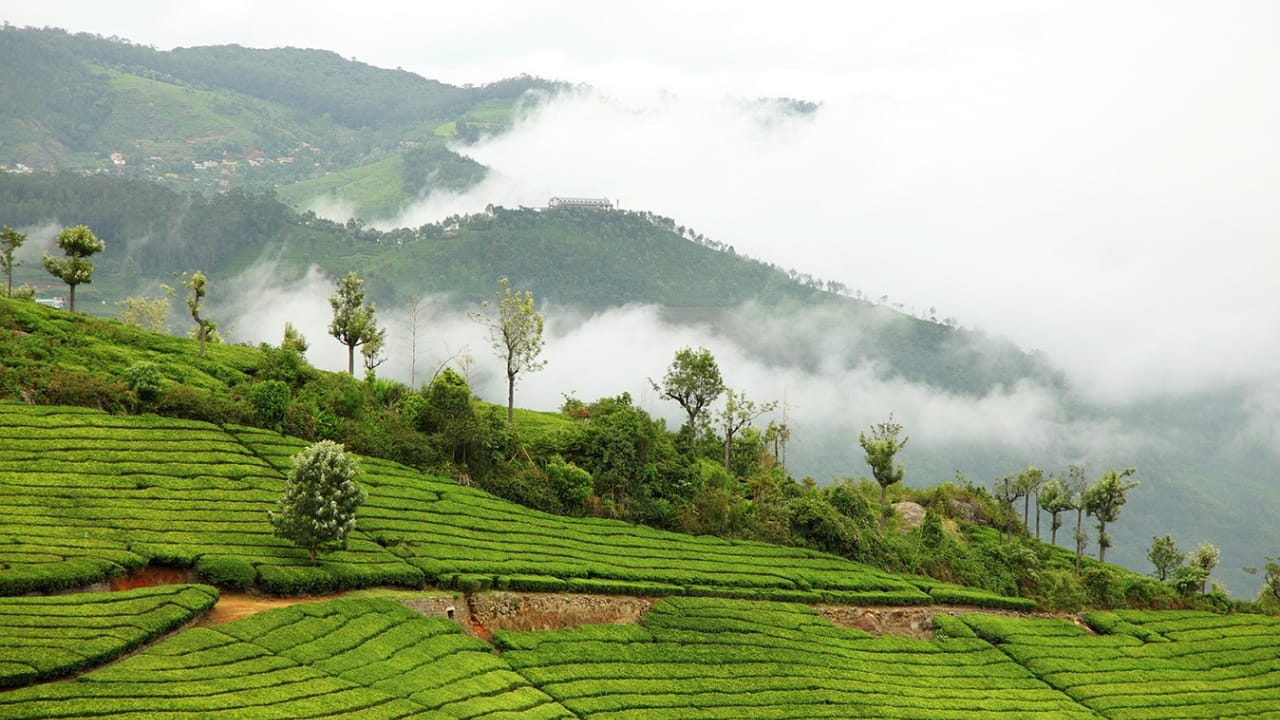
196;592;348;626
110;566;198;591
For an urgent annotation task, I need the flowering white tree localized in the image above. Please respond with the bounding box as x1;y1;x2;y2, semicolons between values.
268;440;366;565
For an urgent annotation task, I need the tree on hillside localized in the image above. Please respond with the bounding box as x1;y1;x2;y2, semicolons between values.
717;388;778;471
180;271;218;357
470;277;546;427
1038;476;1074;546
42;224;104;312
1084;467;1138;563
405;292;426;387
1;225;26;297
360;324;387;374
652;346;723;446
859;416;909;530
991;475;1024;543
328;271;382;375
1066;465;1090;572
1147;534;1183;581
268;440;366;566
1015;466;1044;538
119;284;175;333
1248;556;1280;608
1188;542;1220;594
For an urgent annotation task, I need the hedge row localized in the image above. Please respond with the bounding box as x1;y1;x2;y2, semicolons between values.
0;584;218;687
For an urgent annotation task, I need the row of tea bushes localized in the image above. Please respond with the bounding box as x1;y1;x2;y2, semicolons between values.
0;584;218;687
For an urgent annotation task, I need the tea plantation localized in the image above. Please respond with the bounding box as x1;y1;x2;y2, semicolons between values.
3;401;1280;716
2;593;1278;718
0;401;1026;608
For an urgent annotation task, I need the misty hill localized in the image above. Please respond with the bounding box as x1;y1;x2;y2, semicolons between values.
0;172;1054;400
0;25;553;216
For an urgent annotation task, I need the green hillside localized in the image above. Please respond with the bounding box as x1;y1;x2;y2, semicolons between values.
2;593;1278;718
0;400;1022;609
0;25;554;217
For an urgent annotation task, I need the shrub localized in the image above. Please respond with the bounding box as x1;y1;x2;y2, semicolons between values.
247;380;291;429
196;555;257;591
123;362;164;403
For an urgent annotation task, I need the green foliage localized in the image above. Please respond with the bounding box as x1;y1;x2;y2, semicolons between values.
1148;534;1184;581
0;225;27;296
122;360;163;398
41;224;104;312
860;415;909;529
195;555;257;590
0;584;218;688
247;380;291;430
268;440;367;565
328;271;382;375
470;277;546;426
1084;467;1138;562
178;271;218;357
117;284;173;333
652;346;723;443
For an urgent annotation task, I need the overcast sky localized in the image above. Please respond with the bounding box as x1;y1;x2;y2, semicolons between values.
6;1;1280;410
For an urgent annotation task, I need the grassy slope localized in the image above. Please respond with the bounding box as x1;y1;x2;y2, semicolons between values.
2;594;1277;718
0;399;1023;610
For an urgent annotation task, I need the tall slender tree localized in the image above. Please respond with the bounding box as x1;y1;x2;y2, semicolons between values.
1084;467;1139;563
470;277;546;427
42;224;104;312
181;272;217;357
718;388;777;471
1038;476;1074;546
328;271;382;375
0;226;26;297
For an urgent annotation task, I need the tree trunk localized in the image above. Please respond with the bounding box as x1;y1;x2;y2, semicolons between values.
506;372;515;427
880;483;888;530
1074;508;1084;572
68;283;76;313
1034;492;1041;540
347;344;355;374
723;433;732;471
1050;514;1058;546
1023;494;1030;532
1098;519;1107;563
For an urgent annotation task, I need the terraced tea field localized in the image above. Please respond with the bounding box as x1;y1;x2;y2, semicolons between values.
4;593;1277;718
0;401;1026;608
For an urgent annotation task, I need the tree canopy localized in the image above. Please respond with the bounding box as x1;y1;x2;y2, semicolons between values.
267;440;366;565
42;224;104;312
328;271;383;375
653;346;724;444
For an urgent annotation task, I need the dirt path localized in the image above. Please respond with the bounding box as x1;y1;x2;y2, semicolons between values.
196;592;350;626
